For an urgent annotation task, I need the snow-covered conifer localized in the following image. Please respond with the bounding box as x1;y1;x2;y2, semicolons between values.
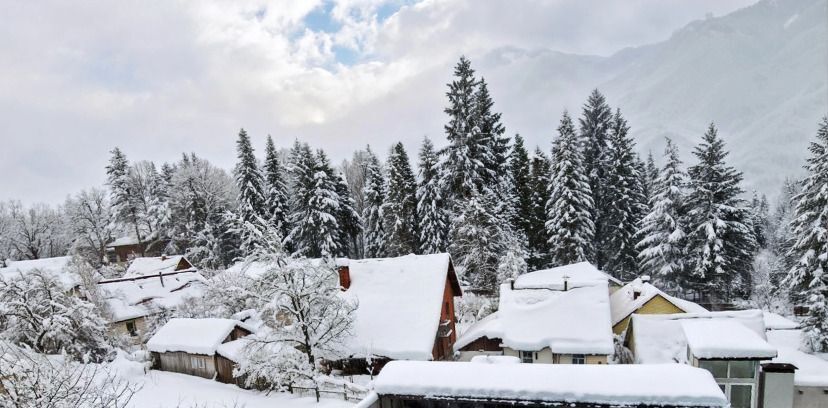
106;147;144;252
263;135;289;238
449;189;504;292
362;146;387;257
234;129;267;255
417;138;449;254
334;172;362;258
578;89;612;268
286;144;341;258
510;135;532;241
382;142;419;256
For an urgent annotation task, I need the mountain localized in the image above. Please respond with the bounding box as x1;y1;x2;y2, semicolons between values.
478;0;827;198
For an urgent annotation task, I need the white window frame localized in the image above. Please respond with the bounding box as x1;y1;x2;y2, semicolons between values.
190;356;206;369
572;354;586;364
519;350;533;364
699;359;758;408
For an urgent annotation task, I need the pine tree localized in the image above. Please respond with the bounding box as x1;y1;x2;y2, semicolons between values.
449;189;504;292
749;192;770;249
285;146;341;258
474;78;506;187
234;128;267;254
603;109;647;280
334;172;362;258
362;146;387;257
263;135;289;238
106;147;144;254
637;138;688;287
417;137;449;254
644;151;660;204
510;135;532;242
546;112;595;266
381;142;419;256
685;123;755;301
579;89;613;269
441;56;486;203
784;117;828;351
528;148;552;268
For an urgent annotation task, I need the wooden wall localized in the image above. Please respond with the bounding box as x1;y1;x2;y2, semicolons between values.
154;351;216;380
613;294;685;335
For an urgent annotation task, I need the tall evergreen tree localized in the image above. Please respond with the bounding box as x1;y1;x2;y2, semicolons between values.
546;112;595;266
449;189;504;292
510;135;532;243
785;117;828;351
416;137;449;254
263;135;289;238
528;148;552;268
474;78;507;186
362;146;387;257
644;151;660;204
285;146;340;258
637;138;688;287
579;89;613;269
233;128;267;255
749;192;770;249
106;147;144;254
334;172;362;258
382;142;419;256
685;123;755;300
603;109;647;280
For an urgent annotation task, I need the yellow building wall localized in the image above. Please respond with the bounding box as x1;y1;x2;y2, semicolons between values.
613;294;685;335
109;317;148;344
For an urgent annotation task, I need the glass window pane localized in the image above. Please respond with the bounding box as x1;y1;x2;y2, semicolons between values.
729;360;757;378
699;360;728;378
730;384;752;408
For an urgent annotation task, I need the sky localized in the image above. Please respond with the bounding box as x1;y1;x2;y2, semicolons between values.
0;0;760;204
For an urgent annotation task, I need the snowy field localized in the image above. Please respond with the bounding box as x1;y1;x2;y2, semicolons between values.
113;357;355;408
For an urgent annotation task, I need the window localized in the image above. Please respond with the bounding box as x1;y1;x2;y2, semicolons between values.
699;360;728;378
698;360;756;408
190;357;206;369
728;360;757;379
125;320;137;337
729;384;752;408
520;351;533;364
572;354;586;364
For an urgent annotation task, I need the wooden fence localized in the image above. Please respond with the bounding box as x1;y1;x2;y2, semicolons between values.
288;382;367;402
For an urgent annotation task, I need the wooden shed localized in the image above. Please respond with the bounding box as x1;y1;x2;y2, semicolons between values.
147;318;253;383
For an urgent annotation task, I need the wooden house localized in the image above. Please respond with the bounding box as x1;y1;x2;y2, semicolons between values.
355;361;729;408
105;236;170;264
455;262;614;364
147;318;253;383
331;253;462;374
610;276;707;335
122;255;194;278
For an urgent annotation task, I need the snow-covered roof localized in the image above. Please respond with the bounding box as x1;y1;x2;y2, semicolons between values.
342;253;458;361
123;255;193;278
456;283;614;355
469;355;520;364
682;319;777;360
107;236;140;247
763;312;800;330
514;261;619;290
98;271;206;322
768;329;828;386
215;337;253;363
0;256;77;288
610;278;707;326
373;361;728;407
147;318;253;355
631;310;771;364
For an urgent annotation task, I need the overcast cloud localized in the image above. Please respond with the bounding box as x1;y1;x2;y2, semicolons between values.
0;0;758;204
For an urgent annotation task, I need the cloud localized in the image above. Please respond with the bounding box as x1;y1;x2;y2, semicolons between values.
0;0;757;203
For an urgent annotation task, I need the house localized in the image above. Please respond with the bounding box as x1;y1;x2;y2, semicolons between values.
333;253;462;373
611;276;707;335
356;361;729;408
147;318;253;383
122;255;195;278
627;310;790;408
0;256;77;288
97;269;206;342
105;236;169;264
455;262;614;364
765;314;828;408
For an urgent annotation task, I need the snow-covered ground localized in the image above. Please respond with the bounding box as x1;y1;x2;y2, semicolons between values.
112;356;355;408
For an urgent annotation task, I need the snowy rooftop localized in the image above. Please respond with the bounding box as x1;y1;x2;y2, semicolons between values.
147;318;253;355
373;361;728;407
763;312;800;330
456;283;614;355
123;255;193;278
215;337;254;363
682;319;777;360
513;261;618;290
768;329;828;386
0;256;77;288
610;278;707;326
107;236;141;247
98;271;206;322
342;253;458;361
631;310;771;364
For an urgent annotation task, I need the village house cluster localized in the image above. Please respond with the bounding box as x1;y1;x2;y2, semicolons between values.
1;241;826;408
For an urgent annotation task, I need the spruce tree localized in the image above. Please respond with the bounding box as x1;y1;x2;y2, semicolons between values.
233;128;267;255
106;147;144;254
416;137;449;254
382;142;419;256
510;135;532;240
785;117;828;351
644;151;660;204
528;148;552;268
362;146;387;257
685;123;755;301
474;78;506;186
449;189;503;292
263;135;289;238
637;138;688;287
603;109;647;280
546;112;595;266
579;89;613;269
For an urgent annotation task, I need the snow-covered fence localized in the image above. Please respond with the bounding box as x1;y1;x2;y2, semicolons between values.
288;381;367;402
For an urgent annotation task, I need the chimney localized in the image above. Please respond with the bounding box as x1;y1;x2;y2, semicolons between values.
161;254;167;261
563;275;569;291
338;265;351;290
640;275;650;283
508;278;515;290
633;288;641;300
